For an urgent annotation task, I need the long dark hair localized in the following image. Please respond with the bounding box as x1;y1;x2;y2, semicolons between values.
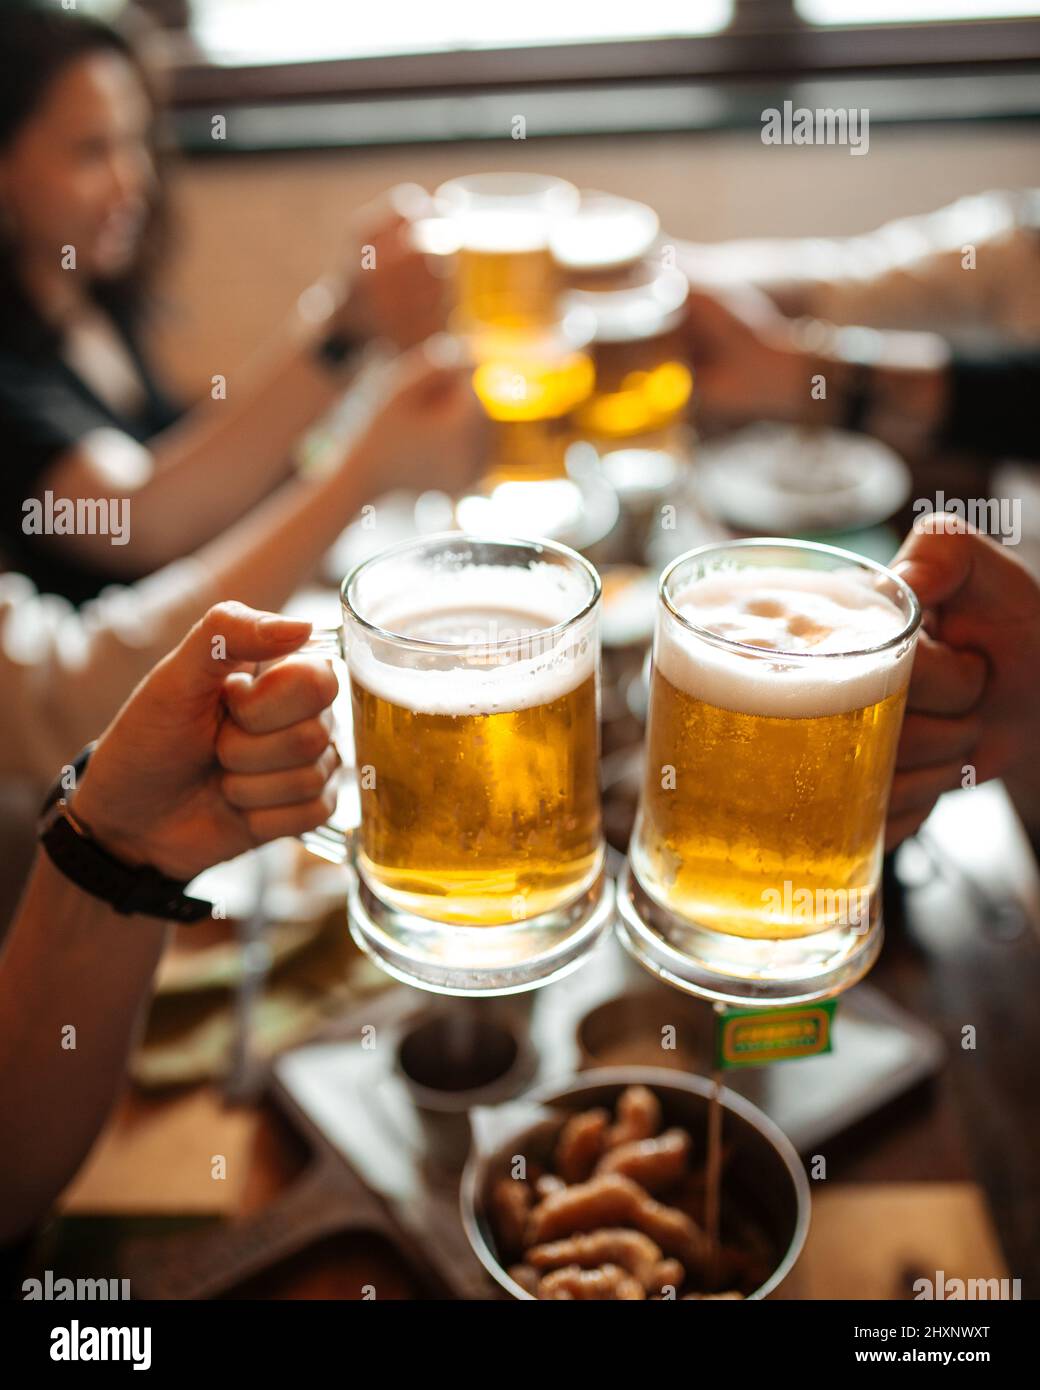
0;2;169;356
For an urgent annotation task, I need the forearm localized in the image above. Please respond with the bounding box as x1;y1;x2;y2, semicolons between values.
0;855;169;1243
3;442;377;787
44;299;358;574
673;236;837;320
190;436;379;612
675;189;1040;335
132;311;353;557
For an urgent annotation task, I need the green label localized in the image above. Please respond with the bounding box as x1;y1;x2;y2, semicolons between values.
714;1000;837;1069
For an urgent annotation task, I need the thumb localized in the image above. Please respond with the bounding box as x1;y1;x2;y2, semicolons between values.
891;512;979;611
169;602;313;697
892;511;1040;641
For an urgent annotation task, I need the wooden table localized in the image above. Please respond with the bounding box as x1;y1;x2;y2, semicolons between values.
44;785;1039;1299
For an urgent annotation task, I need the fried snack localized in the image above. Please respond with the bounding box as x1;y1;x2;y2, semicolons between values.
605;1084;661;1148
554;1106;609;1184
525;1172;710;1274
594;1127;691;1192
535;1174;567;1199
526;1228;663;1289
507;1264;540;1297
538;1264;646;1301
489;1087;772;1299
490;1177;534;1261
648;1258;686;1297
683;1291;745;1300
669;1144;736;1222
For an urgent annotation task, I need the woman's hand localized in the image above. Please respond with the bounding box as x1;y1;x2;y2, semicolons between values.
331;186;447;350
71;603;340;881
348;339;490;497
886;513;1040;848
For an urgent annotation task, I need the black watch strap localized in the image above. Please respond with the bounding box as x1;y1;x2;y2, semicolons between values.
38;747;212;923
841;361;876;434
314;325;365;373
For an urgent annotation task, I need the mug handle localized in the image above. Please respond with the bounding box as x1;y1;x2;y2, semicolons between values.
297;626;357;867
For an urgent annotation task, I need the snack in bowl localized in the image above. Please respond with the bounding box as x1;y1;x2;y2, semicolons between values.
486;1084;777;1300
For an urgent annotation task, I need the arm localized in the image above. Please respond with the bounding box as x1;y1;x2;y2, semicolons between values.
0;603;343;1244
36;197;447;576
674;189;1040;337
1;346;485;787
41;303;353;574
682;285;1040;460
681;284;950;453
0;857;169;1243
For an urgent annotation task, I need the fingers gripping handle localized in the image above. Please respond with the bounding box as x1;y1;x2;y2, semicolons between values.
300;626;357;866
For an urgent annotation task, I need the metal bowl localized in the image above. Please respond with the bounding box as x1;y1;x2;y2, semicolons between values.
460;1066;810;1300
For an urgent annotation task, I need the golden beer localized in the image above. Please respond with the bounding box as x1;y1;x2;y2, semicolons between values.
630;560;916;943
567;264;692;441
434;176;593;485
574;334;692;440
473;347;594;485
437;174;578;338
632;675;907;939
340;533;611;994
346;545;603;928
351;658;602;926
457;241;560;335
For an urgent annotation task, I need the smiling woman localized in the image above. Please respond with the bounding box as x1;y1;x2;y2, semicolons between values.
0;4;487;608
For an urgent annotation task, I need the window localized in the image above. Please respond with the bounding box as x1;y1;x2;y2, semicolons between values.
187;0;734;67
68;0;1039;149
797;0;1040;21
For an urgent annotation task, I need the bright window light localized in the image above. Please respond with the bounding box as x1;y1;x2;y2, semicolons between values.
188;0;734;66
797;0;1040;22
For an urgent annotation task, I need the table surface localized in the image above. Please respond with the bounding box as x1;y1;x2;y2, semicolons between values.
44;783;1040;1300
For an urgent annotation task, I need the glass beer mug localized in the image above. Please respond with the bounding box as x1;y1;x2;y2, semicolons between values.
618;538;921;1005
428;174;594;485
304;533;613;995
435;172;579;338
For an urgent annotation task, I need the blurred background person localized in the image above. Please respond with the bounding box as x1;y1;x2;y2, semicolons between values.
0;342;484;926
0;5;471;603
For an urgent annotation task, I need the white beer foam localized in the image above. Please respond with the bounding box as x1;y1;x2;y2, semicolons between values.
348;561;596;715
457;211;548;255
656;566;913;718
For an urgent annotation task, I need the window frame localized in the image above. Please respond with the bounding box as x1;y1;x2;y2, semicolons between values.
164;3;1040;150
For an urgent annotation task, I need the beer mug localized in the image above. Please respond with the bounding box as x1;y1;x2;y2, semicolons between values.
617;538;921;1005
306;533;613;995
435;172;579;337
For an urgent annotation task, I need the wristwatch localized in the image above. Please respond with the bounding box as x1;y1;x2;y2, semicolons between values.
314;324;366;374
37;745;212;923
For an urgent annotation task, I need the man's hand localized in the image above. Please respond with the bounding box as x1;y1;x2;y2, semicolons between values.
681;284;806;430
72;603;340;881
886;513;1040;848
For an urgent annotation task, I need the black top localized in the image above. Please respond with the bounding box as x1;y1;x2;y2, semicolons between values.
0;309;181;605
